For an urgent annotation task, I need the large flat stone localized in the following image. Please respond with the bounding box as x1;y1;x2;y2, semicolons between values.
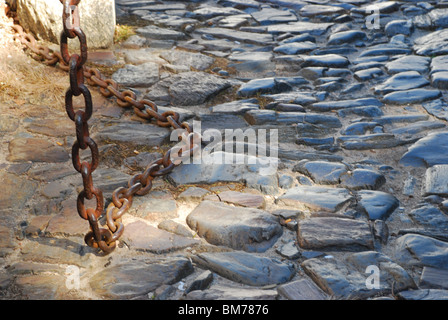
89;257;194;299
195;27;273;45
15;0;115;49
8;138;69;163
168;152;279;195
0;172;38;211
185;285;278;300
358;190;399;220
277;186;354;213
191;251;295;286
145;71;231;105
424;165;448;196
121;221;199;254
394;234;448;269
186;200;281;252
95;121;170;147
297;217;374;251
302;251;415;299
400;131;448;168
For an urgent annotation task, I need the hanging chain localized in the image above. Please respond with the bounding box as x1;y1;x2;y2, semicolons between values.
8;0;202;253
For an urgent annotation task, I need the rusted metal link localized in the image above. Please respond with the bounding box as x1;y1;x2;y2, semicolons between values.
11;4;203;253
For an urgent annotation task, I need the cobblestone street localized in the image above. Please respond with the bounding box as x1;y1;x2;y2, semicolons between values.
1;0;448;300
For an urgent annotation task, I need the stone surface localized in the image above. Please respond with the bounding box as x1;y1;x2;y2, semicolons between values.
145;72;231;105
186;200;281;252
297;217;374;251
374;71;429;95
294;161;348;185
400;131;448;168
419;267;448;290
112;62;159;87
424;165;448;196
278;186;354;213
394;234;448;269
191;251;295;286
95;121;170;147
0;172;38;211
15;0;115;49
168;152;279;195
8;138;69;163
358;190;399;220
277;278;328;300
385;55;430;74
398;289;448;300
302;251;415;299
89;257;194;299
121;221;199;253
185;285;278;300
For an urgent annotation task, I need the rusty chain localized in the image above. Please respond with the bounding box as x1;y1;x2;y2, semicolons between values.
10;1;201;254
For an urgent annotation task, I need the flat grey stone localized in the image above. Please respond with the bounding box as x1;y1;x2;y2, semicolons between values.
310;97;382;112
385;19;413;36
419;267;448;290
244;109;341;127
210;99;259;114
374;71;429;95
190;5;244;20
297;217;374;251
338;133;415;150
390;121;445;137
159;50;214;71
266;21;333;36
398;289;448;300
302;251;415;299
278;186;354;213
89;257;194;299
111;62;159;87
145;71;231;105
277;278;328;300
95;121;170;147
394;233;448;269
299;4;345;17
424;165;448;196
408;204;448;230
186;200;281;252
358;43;411;57
293;161;348;185
431;72;448;90
8;138;69;163
137;25;187;40
251;7;298;25
414;28;448;56
273;41;317;55
340;169;386;191
237;78;292;98
191;251;295;286
354;67;383;81
0;172;38;211
185;285;278;300
358;190;399;220
385;55;430;74
121;221;199;253
168;151;279;195
422;99;448;122
300;54;350;68
413;8;448;30
327;30;366;46
400;131;448;168
195;27;273;45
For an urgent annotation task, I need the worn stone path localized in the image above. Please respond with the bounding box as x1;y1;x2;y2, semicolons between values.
1;0;448;300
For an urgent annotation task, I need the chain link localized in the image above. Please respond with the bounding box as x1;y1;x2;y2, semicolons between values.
10;1;202;254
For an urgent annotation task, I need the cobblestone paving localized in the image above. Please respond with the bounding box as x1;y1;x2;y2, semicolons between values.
1;0;448;300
